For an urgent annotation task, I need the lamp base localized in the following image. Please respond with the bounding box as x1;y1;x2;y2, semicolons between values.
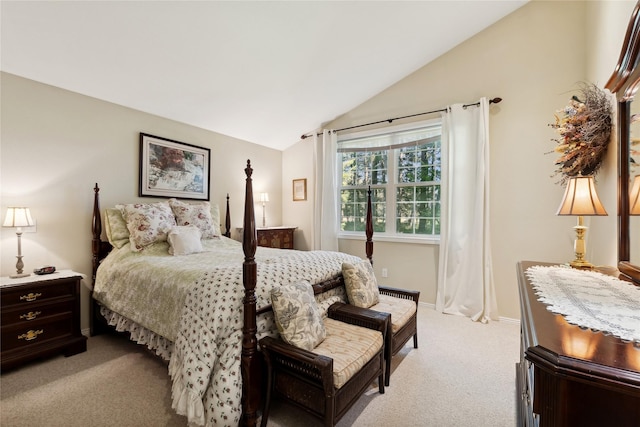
9;272;30;279
569;259;594;270
568;218;594;270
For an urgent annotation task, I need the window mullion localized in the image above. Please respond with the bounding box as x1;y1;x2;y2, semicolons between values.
387;148;397;234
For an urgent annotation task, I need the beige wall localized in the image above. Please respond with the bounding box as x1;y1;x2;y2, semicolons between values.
586;1;639;266
0;73;283;331
283;1;633;320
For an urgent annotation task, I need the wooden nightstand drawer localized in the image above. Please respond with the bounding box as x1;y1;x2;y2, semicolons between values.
1;279;75;307
1;299;74;325
1;313;74;352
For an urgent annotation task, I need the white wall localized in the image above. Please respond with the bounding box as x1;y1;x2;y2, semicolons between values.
0;72;283;331
283;1;633;320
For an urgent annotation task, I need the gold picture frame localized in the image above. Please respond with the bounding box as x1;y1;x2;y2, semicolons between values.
293;178;307;201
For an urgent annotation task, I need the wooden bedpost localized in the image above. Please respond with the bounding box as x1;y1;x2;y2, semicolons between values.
366;186;374;266
91;183;112;336
92;183;102;283
224;193;231;238
241;160;260;427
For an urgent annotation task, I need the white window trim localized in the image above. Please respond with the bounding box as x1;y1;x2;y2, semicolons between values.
337;118;442;244
338;230;440;245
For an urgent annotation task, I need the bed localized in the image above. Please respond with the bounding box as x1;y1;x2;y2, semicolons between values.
90;160;376;427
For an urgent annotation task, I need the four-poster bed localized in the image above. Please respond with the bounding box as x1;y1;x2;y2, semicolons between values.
90;160;382;426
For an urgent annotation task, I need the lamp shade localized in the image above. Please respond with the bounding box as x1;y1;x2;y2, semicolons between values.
556;176;608;216
3;207;34;228
260;192;269;203
630;175;640;215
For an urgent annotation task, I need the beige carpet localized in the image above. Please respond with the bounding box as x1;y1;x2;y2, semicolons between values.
1;307;520;427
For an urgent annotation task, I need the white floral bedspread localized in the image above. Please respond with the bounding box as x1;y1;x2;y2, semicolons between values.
94;236;359;427
169;249;359;426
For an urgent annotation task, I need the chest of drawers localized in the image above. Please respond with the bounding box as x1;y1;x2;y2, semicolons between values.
1;272;87;371
516;261;640;426
257;227;296;249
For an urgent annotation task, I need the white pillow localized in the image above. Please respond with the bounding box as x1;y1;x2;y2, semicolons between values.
167;226;203;256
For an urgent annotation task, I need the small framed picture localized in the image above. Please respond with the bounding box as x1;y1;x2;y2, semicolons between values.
139;133;210;200
293;178;307;201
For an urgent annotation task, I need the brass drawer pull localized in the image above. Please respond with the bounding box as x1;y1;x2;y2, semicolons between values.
20;292;43;302
20;311;42;321
18;329;44;341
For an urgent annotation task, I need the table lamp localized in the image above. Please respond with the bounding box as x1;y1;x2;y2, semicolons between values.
260;192;269;227
3;207;34;278
556;176;607;269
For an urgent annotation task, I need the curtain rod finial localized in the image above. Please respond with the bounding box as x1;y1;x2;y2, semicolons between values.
490;97;502;104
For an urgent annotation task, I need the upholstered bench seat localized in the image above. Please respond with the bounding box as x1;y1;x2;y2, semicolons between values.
370;294;416;334
313;318;383;389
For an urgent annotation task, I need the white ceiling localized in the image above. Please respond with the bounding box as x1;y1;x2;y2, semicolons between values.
1;1;527;151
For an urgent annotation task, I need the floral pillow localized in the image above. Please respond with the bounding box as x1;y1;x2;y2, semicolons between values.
210;203;222;237
342;260;380;308
167;226;203;256
169;198;217;239
104;207;130;249
271;280;326;351
120;202;177;252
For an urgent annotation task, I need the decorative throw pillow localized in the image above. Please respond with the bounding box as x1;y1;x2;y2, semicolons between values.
169;198;217;239
167;226;203;256
210;203;222;237
120;202;177;252
104;207;130;249
342;260;380;308
271;280;326;351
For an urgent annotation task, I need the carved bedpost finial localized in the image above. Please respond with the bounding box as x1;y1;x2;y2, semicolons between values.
245;159;253;178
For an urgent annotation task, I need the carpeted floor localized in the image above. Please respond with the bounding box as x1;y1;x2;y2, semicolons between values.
1;306;520;427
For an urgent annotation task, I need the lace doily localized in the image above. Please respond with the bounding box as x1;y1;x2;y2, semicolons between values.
525;265;640;344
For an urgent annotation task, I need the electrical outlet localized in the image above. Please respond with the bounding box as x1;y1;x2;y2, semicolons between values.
381;268;388;278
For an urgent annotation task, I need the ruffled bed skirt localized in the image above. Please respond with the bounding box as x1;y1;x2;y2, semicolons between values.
100;306;173;360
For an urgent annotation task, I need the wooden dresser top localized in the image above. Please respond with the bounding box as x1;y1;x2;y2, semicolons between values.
518;261;640;391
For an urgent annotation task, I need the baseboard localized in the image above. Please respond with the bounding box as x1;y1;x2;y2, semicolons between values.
418;301;520;325
82;328;91;337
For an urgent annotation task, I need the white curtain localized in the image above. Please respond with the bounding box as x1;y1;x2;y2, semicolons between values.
436;98;498;322
312;129;339;251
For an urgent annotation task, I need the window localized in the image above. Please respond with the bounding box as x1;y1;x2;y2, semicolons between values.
338;121;442;241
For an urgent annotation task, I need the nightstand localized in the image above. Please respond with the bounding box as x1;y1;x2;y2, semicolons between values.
257;226;297;249
1;271;87;371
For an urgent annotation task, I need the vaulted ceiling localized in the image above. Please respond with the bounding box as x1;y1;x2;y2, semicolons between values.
1;1;527;150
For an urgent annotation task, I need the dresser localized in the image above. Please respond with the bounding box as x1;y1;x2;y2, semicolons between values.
516;261;640;427
257;226;296;249
1;271;87;371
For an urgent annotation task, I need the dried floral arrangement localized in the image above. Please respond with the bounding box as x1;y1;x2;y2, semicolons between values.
548;82;612;185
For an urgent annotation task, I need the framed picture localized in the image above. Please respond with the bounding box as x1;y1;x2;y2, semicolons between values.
139;133;210;200
293;178;307;201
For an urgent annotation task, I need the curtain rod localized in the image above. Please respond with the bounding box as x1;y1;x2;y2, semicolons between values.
300;97;502;140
